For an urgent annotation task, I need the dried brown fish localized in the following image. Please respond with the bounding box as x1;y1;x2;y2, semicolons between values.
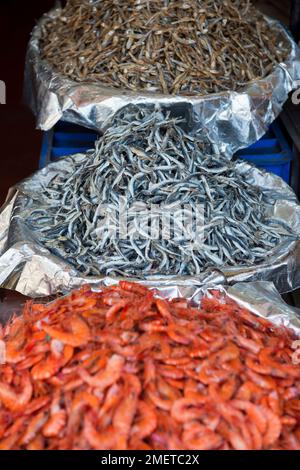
40;0;291;95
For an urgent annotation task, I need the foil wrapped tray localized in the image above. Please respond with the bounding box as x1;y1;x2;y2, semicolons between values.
24;6;300;157
0;157;299;298
91;280;300;337
154;281;300;337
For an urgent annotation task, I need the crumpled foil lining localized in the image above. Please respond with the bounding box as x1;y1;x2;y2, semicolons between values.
24;6;300;156
0;280;299;337
225;282;300;335
151;281;300;337
0;157;299;297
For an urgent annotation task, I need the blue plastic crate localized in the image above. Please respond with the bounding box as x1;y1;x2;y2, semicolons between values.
40;119;293;184
39;122;99;169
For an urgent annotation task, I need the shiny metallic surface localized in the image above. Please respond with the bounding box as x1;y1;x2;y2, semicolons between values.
24;6;300;157
161;281;300;336
0;156;299;297
226;281;300;335
143;281;300;336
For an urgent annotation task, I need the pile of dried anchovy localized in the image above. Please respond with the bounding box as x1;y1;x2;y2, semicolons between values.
25;106;294;277
40;0;290;95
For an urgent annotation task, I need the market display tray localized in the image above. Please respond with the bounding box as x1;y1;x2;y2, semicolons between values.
39;119;293;184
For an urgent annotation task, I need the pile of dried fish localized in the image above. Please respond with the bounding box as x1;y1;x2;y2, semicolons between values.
0;281;300;450
25;106;294;277
40;0;290;95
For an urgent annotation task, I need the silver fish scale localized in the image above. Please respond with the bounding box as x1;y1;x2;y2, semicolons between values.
27;106;294;277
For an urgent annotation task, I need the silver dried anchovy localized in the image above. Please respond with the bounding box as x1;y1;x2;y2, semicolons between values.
40;0;291;95
26;106;294;277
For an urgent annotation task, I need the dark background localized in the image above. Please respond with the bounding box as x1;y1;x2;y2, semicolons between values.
0;0;293;205
0;1;57;204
